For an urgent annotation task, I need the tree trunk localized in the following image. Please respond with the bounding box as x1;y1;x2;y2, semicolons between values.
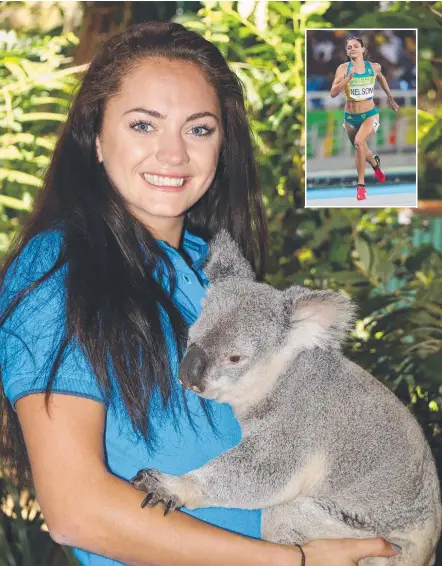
74;1;133;65
73;1;201;64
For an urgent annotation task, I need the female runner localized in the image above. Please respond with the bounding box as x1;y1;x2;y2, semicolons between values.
330;36;399;201
0;22;399;566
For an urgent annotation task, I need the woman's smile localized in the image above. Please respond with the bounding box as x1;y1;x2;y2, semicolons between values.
140;172;191;191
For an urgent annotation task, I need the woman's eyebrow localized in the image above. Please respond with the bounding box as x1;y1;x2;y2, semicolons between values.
124;108;219;123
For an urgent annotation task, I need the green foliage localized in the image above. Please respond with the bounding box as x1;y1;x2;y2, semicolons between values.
419;105;442;199
0;29;83;257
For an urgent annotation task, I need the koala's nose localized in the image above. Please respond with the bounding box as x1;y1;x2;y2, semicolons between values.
179;343;209;392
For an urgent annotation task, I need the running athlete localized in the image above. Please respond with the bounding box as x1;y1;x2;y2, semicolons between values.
330;36;399;201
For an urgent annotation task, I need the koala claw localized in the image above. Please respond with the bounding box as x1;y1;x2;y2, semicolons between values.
130;469;182;514
141;492;154;507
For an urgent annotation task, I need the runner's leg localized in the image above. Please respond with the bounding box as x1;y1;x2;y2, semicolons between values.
344;122;376;167
344;120;367;200
365;143;377;168
368;116;385;182
344;120;358;145
354;114;380;195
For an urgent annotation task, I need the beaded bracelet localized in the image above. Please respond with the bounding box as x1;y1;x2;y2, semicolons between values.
294;544;306;566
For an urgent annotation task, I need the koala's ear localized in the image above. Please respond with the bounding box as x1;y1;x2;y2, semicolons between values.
205;230;255;283
283;287;357;350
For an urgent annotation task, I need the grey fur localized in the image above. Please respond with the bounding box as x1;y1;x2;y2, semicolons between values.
132;230;442;565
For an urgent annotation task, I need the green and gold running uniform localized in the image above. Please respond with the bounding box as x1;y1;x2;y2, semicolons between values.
344;60;378;126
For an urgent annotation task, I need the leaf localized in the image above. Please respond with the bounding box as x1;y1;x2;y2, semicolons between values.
301;1;331;17
0;133;55;151
0;146;22;160
237;0;256;19
230;64;263;110
3;60;28;81
269;1;294;18
423;134;442;154
360;295;401;314
328;238;348;265
0;168;42;188
0;523;17;565
29;96;69;107
328;270;367;284
375;257;395;287
405;244;436;272
355;236;372;275
418;109;437;139
0;194;32;211
19;112;67;123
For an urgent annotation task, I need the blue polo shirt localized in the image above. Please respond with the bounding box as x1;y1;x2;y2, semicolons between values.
0;228;261;565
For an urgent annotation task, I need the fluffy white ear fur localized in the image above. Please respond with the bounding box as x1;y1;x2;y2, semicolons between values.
284;288;357;350
205;229;255;283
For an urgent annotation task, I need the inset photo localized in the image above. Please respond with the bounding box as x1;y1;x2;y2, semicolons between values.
305;29;417;208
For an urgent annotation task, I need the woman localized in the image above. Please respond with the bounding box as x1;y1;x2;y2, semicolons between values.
0;22;399;566
330;36;399;201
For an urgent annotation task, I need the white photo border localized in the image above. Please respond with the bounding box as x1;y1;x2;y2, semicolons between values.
304;27;418;209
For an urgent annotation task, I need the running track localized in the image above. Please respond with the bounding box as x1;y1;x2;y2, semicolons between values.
305;183;416;208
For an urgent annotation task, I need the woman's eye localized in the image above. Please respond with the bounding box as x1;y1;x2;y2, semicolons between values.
190;125;214;137
130;121;153;133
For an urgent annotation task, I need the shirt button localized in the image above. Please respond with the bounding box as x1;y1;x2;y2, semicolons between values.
183;274;191;284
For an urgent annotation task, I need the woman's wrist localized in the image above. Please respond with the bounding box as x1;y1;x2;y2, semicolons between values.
263;543;305;566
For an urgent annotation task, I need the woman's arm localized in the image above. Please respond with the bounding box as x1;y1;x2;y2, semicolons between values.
15;393;398;566
329;64;354;98
373;63;399;111
14;392;300;566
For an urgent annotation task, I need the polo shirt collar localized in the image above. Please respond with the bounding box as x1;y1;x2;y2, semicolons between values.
182;230;209;271
158;229;209;272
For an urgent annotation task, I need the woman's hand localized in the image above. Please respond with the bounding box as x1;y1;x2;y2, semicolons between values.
330;64;353;97
302;538;400;566
388;96;399;112
301;537;400;565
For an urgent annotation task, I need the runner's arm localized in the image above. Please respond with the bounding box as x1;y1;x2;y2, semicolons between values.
374;63;399;110
330;64;351;98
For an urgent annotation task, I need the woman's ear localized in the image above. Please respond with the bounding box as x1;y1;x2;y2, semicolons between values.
95;136;103;163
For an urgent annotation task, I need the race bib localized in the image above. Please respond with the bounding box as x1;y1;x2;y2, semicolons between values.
373;119;380;132
349;85;374;100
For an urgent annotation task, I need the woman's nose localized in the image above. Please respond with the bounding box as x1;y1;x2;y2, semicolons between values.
155;132;189;166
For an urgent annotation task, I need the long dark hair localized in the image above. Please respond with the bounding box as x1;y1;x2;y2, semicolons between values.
0;21;268;487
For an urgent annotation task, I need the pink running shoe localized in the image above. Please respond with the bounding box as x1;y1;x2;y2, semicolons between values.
372;154;386;182
357;184;367;201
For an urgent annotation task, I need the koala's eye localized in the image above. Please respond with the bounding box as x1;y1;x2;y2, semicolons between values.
229;355;241;363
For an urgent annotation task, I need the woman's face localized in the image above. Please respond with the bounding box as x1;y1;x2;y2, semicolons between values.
96;58;223;239
346;40;364;59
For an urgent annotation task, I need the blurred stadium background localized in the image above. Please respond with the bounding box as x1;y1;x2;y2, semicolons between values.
305;29;417;207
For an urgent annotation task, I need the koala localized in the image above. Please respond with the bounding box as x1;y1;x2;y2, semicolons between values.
131;230;442;566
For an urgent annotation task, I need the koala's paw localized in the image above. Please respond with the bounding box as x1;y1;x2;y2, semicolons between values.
130;469;182;515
